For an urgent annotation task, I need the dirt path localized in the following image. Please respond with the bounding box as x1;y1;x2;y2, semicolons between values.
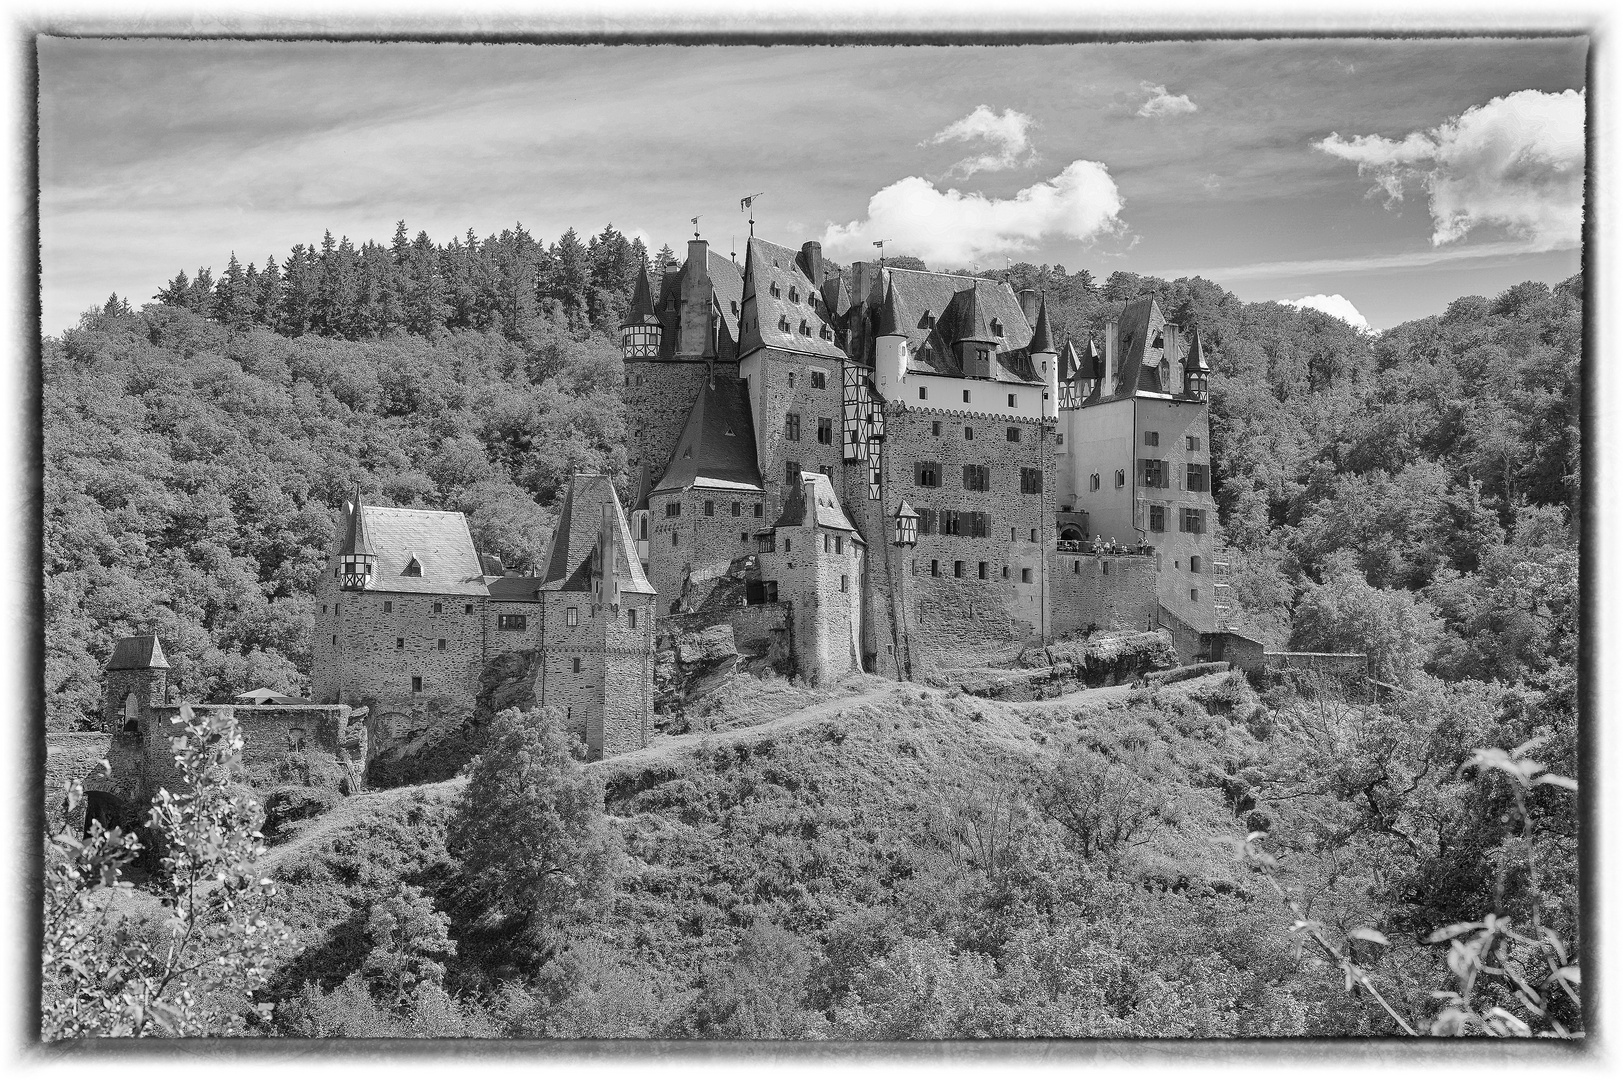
594;683;901;772
1026;669;1232;711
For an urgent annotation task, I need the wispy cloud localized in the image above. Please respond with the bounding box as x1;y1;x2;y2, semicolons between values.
820;160;1125;266
923;105;1037;178
1154;238;1565;282
1283;293;1371;332
1136;83;1197;119
1317;88;1584;250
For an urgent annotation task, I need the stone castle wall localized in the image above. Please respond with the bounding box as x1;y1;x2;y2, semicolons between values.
758;521;863;684
877;403;1057;672
311;582;490;714
624;360;728;487
746;346;847;524
1048;550;1158;637
646;487;764;614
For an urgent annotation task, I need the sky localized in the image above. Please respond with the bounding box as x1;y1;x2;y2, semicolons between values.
37;37;1587;336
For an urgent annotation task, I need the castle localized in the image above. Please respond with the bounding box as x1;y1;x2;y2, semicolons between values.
309;235;1235;758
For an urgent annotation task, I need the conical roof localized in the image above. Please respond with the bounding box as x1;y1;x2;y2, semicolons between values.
876;280;903;338
621;264;657;328
1059;339;1081;382
1029;296;1055;354
1186;326;1211;371
340;483;374;556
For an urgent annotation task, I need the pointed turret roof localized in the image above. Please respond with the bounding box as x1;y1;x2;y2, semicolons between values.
1059;339;1081;382
340;483;374;556
1186;326;1211;371
622;264;656;328
1028;296;1055;354
541;474;655;594
652;373;764;494
876;280;903;338
107;634;169;671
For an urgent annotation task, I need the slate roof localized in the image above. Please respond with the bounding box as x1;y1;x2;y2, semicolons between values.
486;574;544;602
621;264;657;327
340;483;374;555
880;268;1041;384
739;237;848;361
771;472;861;537
1029;297;1055;354
352;505;488;596
541;474;654;595
107;635;169;671
653;373;764;494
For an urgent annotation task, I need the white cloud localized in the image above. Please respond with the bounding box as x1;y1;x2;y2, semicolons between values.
1317;88;1584;250
923;105;1036;177
1284;293;1372;333
1136;83;1198;119
820;160;1125;267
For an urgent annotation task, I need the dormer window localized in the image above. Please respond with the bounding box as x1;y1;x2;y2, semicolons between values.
921;311;936;329
778;315;790;332
789;286;799;303
770;282;781;298
798;320;810;335
731;300;739;314
403;557;422;577
1151;330;1164;350
990;318;1003;337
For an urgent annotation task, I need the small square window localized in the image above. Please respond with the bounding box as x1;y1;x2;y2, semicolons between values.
1007;394;1017;407
754;502;764;518
732;501;742;516
567;607;579;627
931;421;941;436
572;657;582;674
1021;568;1032;583
962;389;970;403
954;560;965;578
1115;469;1125;489
930;559;940;577
672;532;680;546
834;535;843;554
811;371;827;389
1030;529;1038;542
1191;555;1203;574
704;500;715;516
465;603;474;614
742;531;749;542
322;603;328;614
964;426;974;440
1187;435;1201;451
1191;588;1200;602
628;609;638;629
437;639;447;651
383;601;392;613
411;676;422;693
432;602;442;614
1144;431;1160;446
978;562;987;579
1006;427;1021;442
840;574;849;592
1002;566;1009;579
919;386;928;400
395;637;404;649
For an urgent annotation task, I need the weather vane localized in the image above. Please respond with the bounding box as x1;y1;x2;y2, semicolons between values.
740;193;763;238
690;215;701;240
873;238;891;266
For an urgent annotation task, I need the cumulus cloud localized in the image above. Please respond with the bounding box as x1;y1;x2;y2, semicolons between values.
1317;88;1584;249
1284;293;1371;333
820;160;1125;267
1136;83;1198;118
923;105;1036;177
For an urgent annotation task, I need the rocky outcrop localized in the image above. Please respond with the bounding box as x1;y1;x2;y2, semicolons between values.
955;630;1179;700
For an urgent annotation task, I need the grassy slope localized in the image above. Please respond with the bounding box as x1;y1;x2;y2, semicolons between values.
253;671;1331;1035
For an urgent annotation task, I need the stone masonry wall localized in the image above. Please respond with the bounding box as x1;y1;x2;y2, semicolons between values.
758;521;863;684
624;360;725;488
749;346;847;525
597;591;655;757
646;487;764;614
313;589;486;714
880;403;1056;672
1048;551;1158;637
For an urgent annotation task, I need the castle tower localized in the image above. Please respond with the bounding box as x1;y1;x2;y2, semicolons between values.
873;280;907;401
622;242;744;497
1029;297;1059;420
336;482;377;591
757;472;865;684
538;474;657;759
101;634;169;735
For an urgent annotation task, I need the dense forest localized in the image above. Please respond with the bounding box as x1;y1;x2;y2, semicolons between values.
42;221;1582;1039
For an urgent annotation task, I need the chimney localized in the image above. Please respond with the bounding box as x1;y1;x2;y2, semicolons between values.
1018;288;1039;323
677;239;713;359
801;241;825;287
